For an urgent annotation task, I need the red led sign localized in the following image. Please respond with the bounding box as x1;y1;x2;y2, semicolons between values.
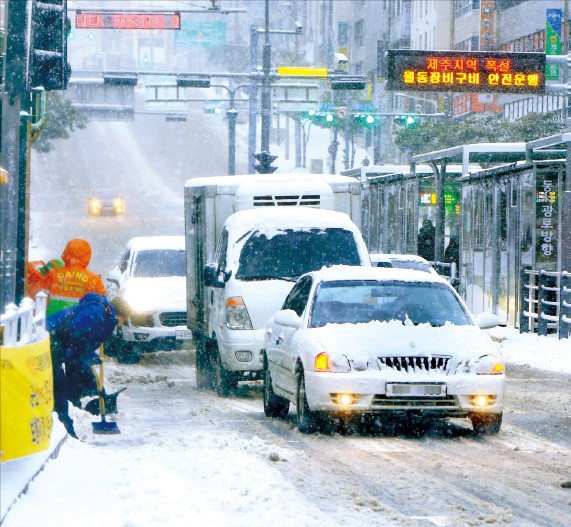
387;50;545;94
76;12;181;30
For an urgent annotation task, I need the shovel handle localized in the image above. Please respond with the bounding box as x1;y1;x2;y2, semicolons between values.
90;348;107;417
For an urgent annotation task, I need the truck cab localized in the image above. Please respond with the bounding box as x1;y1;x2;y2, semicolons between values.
184;173;368;395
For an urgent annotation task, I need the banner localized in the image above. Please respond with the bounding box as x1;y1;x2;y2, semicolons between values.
546;9;562;81
1;334;53;462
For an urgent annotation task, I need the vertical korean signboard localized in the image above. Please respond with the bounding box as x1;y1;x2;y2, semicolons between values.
480;0;495;52
535;165;560;270
546;9;562;81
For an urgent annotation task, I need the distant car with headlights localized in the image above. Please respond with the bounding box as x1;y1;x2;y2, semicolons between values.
263;266;505;435
105;236;190;363
88;189;125;216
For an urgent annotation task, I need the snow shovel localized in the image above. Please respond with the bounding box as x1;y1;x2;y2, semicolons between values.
90;345;120;435
84;387;127;416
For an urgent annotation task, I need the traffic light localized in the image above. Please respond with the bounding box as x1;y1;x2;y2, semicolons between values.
330;75;367;90
29;0;70;91
254;151;278;174
353;113;376;128
177;76;211;88
305;111;337;129
394;115;418;127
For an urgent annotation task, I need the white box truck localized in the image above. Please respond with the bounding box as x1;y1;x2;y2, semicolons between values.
184;173;370;395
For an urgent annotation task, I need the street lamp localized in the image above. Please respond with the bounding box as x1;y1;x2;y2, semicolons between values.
209;83;249;175
247;0;304;173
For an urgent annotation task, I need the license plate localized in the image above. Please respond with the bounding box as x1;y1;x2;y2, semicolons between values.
386;383;446;397
175;329;192;340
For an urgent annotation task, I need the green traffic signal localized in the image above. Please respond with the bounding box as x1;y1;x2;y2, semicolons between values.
394;115;419;127
353;113;376;128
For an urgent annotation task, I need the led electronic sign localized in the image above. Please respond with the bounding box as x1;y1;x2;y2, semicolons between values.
76;12;181;30
387;50;545;93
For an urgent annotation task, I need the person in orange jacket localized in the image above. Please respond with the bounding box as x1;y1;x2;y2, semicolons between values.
43;239;107;316
26;258;65;299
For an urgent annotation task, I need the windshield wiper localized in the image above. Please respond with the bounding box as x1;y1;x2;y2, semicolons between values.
242;275;297;282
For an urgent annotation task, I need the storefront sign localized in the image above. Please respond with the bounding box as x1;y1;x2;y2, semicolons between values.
480;0;495;52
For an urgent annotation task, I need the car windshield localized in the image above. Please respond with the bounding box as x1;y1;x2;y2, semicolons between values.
132;249;186;278
236;228;361;280
389;259;433;273
309;280;472;328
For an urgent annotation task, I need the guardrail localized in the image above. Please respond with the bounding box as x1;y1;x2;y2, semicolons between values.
0;293;47;346
519;269;571;339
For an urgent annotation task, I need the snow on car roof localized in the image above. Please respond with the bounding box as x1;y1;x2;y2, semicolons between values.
127;236;185;251
370;253;430;263
224;207;359;235
309;264;447;284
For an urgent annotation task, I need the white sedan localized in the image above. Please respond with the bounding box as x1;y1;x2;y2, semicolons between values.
262;266;505;434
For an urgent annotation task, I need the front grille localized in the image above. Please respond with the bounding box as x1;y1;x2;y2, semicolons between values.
372;395;457;408
252;194;321;207
159;312;187;327
378;355;450;374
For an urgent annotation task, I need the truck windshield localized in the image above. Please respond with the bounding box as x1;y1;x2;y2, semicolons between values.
236;228;361;280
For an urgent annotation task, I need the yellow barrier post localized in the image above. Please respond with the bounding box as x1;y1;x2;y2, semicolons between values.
1;334;54;462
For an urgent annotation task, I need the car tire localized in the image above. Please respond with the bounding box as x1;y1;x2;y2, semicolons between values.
117;343;141;364
195;339;214;391
263;359;290;418
296;368;324;434
470;412;502;435
214;352;236;398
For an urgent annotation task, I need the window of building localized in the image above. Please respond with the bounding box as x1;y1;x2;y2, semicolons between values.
355;19;364;48
496;0;527;11
500;30;545;52
455;0;480;18
455;35;479;51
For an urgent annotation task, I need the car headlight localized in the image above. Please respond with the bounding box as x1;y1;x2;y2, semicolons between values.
226;296;253;330
474;354;505;375
314;352;351;372
113;198;125;214
88;198;102;214
123;289;152;312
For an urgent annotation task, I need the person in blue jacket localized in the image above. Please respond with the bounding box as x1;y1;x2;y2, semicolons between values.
47;292;125;438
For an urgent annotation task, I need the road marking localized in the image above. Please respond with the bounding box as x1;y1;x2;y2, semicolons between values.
409;516;449;527
229;401;264;414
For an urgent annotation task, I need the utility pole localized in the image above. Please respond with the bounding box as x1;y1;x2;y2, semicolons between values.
260;0;272;155
1;0;26;311
248;25;259;174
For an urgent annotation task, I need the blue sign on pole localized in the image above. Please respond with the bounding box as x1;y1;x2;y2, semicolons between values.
174;21;227;48
546;9;562;80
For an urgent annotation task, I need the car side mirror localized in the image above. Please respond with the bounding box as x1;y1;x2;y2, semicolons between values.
203;263;225;288
274;309;302;328
474;312;499;330
107;268;121;289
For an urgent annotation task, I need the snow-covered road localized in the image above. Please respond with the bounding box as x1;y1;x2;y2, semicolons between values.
16;102;569;527
3;342;570;527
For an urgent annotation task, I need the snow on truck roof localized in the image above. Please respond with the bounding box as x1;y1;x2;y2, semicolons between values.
127;236;185;251
223;207;359;233
184;173;359;192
